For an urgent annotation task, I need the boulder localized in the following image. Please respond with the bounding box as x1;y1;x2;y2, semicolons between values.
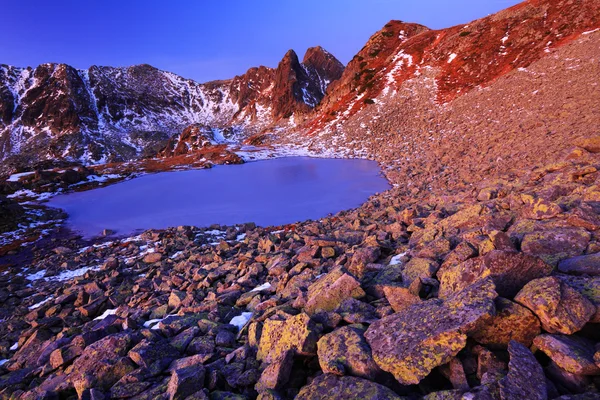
255;349;294;391
439;250;553;298
257;313;319;363
128;339;180;372
471;297;541;348
304;268;365;315
498;341;547;400
383;285;421;313
364;278;497;385
514;277;595;334
558;253;600;276
555;275;600;323
576;136;600;153
295;374;402;400
167;365;206;400
349;247;381;278
521;197;562;220
521;229;591;266
401;257;438;285
143;252;162;264
533;334;600;375
317;325;380;380
70;333;137;396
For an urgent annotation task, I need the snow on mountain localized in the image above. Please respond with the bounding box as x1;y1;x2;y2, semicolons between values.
0;47;344;173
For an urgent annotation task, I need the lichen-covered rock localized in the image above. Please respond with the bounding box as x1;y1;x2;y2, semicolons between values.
401;257;438;285
383;284;421;313
521;197;563;220
521;228;591;266
364;278;497;385
317;325;380;380
128;339;180;371
438;250;553;298
257;313;319;363
556;275;600;323
256;349;294;391
304;268;365;315
295;374;402;400
558;253;600;276
349;247;381;278
471;297;541;348
533;334;600;375
576;136;600;153
421;390;464;399
514;277;595;334
498;341;547;400
167;364;206;400
70;333;138;396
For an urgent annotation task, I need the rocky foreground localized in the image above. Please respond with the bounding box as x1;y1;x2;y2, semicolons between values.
1;139;600;399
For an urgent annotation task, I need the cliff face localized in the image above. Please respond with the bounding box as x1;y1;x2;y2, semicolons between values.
0;47;344;171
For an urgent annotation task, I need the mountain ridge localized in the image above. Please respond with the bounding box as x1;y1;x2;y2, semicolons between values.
0;46;344;172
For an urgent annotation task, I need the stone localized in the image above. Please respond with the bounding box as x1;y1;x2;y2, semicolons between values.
349;246;381;278
167;365;206;400
334;298;378;324
168;291;187;309
317;325;380;380
257;313;319;364
576;136;600;153
476;346;507;381
401;257;438;285
364;278;497;385
521;228;591;266
471;297;541;349
439;357;469;390
498;341;547;400
521;197;562;220
128;339;180;371
514;277;595;334
533;334;600;375
49;345;83;369
304;268;365;315
255;349;294;391
558;253;600;276
321;246;336;259
70;333;137;396
143;252;162;263
215;329;236;347
295;374;402;400
556;275;600;323
439;250;553;298
383;285;421;313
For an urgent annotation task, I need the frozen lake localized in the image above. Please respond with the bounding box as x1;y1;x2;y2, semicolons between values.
47;157;390;238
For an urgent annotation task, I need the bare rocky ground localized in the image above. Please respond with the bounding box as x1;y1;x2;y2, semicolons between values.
1;130;600;399
0;10;599;400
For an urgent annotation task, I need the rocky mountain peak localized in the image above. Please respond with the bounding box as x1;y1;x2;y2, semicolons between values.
0;47;345;171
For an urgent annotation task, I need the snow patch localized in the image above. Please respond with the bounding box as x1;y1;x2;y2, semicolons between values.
389;252;407;266
229;312;253;331
29;296;53;310
250;282;271;292
94;308;118;321
6;171;35;182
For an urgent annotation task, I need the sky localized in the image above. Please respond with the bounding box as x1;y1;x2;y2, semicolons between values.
0;0;522;83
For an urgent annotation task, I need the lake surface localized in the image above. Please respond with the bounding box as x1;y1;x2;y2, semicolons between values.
48;157;390;238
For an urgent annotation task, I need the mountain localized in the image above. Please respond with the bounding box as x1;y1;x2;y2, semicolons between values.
0;47;344;171
268;0;600;195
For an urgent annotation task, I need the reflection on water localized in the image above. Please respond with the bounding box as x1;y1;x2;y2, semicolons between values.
47;157;391;238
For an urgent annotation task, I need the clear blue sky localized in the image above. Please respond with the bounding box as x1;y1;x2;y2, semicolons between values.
0;0;522;83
